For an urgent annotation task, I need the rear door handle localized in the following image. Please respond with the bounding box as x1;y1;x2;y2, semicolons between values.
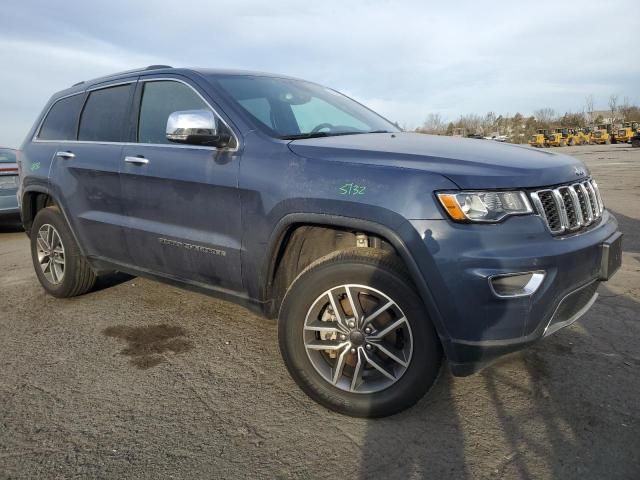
124;156;149;165
56;151;75;159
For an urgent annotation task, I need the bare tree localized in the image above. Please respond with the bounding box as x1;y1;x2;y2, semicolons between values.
584;94;594;124
418;113;446;134
619;96;632;122
533;108;556;126
457;114;484;135
608;94;618;124
484;111;497;133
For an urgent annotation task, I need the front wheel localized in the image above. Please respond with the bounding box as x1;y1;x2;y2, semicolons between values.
278;248;442;417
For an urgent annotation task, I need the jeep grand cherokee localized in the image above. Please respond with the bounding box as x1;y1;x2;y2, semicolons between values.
18;66;622;417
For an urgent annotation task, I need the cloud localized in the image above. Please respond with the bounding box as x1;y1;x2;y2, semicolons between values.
1;0;638;147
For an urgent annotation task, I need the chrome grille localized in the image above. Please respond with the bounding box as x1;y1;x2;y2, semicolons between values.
531;179;603;235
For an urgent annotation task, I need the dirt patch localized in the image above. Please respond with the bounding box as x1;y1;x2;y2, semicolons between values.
103;324;193;369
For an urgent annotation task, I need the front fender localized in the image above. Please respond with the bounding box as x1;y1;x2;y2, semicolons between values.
249;210;452;350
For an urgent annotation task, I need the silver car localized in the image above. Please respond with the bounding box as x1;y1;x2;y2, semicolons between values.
0;148;20;218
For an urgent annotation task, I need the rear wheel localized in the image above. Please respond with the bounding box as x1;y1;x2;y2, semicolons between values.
278;248;442;417
30;207;96;297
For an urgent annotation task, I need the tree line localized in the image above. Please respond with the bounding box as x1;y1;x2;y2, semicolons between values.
415;95;640;144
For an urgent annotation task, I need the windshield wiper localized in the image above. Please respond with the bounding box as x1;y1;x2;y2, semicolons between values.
281;130;394;140
280;132;331;140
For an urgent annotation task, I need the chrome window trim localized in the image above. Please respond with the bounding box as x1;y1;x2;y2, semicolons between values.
137;77;240;152
30;139;232;152
32;77;240;153
85;80;136;92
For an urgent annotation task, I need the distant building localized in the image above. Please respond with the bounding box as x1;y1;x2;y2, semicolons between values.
588;110;616;124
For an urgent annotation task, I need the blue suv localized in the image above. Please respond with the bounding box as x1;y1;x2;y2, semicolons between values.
18;66;622;417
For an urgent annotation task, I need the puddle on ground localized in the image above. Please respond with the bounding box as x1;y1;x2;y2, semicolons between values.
103;324;193;369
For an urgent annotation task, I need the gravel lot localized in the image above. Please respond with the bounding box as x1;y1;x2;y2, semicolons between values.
1;143;638;479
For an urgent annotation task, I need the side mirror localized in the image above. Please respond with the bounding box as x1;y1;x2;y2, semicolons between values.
166;110;229;147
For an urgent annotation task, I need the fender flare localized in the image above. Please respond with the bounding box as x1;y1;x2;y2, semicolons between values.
20;184;53;233
261;212;451;347
20;186;86;256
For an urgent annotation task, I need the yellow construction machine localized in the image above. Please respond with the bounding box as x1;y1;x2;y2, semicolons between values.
576;127;593;145
528;129;548;147
591;124;612;145
546;128;578;147
616;122;640;143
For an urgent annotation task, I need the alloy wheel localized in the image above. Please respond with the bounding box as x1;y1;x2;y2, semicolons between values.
36;224;65;284
303;284;413;394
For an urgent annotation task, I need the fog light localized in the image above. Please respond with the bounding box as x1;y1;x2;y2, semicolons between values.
489;271;545;298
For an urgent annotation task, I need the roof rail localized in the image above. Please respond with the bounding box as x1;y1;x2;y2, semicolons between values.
72;81;85;87
145;65;172;70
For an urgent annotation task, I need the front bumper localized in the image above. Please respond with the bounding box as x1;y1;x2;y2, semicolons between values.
409;211;621;375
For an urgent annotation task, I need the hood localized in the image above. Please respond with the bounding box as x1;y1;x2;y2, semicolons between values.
287;132;589;189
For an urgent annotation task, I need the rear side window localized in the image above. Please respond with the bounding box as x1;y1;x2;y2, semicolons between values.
137;81;210;144
78;84;134;142
38;94;84;140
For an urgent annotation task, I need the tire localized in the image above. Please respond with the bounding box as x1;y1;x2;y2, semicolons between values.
30;206;96;298
278;248;442;417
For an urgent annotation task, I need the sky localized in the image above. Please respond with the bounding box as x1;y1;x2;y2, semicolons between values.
1;0;638;148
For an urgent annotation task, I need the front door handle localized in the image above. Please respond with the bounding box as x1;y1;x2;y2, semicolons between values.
56;151;75;159
124;156;149;166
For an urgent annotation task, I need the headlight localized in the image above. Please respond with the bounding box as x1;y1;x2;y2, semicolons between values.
437;191;532;222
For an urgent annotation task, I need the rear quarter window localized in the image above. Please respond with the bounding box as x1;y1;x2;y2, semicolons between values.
79;84;134;142
38;94;84;141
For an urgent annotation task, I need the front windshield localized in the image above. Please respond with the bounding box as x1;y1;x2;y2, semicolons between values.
212;75;399;139
0;149;16;163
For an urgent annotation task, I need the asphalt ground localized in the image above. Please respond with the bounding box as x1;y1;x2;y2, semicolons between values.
0;143;638;479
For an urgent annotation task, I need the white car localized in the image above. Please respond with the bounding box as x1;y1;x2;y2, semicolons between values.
483;135;508;142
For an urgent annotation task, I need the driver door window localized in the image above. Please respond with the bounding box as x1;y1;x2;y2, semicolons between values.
138;80;212;144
